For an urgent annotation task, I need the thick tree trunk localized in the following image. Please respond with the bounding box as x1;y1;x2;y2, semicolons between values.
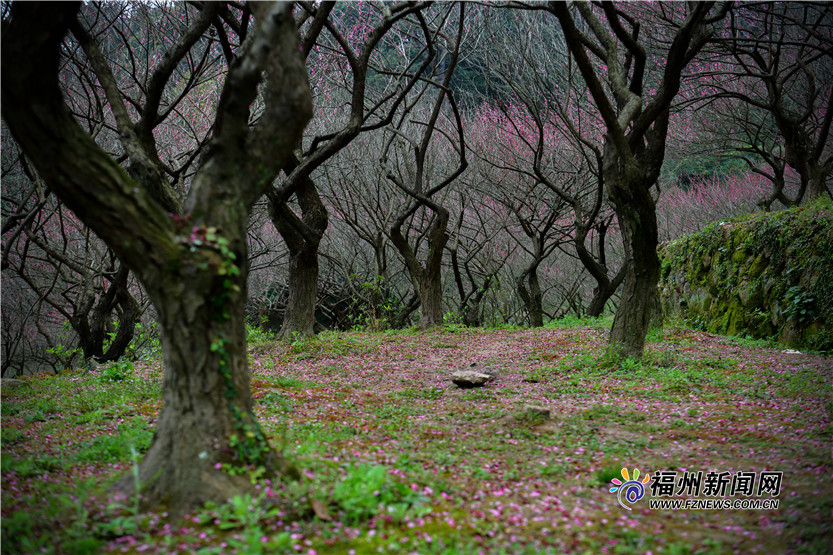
2;1;312;518
269;176;328;342
115;259;294;514
804;163;831;203
279;244;319;340
518;267;544;327
417;272;444;328
608;184;660;359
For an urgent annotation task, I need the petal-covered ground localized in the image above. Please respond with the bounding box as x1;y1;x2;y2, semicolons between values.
2;321;831;554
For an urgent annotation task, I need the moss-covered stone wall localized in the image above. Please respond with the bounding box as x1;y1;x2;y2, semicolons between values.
658;199;833;352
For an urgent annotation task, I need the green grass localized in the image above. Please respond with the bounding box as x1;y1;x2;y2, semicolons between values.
282;332;379;361
2;324;831;554
544;314;613;330
394;387;445;400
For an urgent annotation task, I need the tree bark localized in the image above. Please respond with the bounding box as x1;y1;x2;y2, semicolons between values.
550;1;723;358
417;272;444;328
576;223;627;318
269;169;328;341
115;251;295;510
607;175;660;359
279;239;320;340
89;265;141;363
804;162;832;203
390;208;450;329
392;293;421;329
517;265;544;327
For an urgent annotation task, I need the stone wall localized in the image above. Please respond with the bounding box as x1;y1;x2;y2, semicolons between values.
658;199;833;352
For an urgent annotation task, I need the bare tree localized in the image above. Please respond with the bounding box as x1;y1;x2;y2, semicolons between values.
481;9;628;318
2;157;145;370
319;141;414;327
383;4;468;329
704;2;833;207
2;1;311;515
264;2;436;340
446;193;510;327
544;1;730;357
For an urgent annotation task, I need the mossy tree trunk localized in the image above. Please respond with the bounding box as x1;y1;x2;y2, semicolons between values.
1;1;312;516
123;232;295;511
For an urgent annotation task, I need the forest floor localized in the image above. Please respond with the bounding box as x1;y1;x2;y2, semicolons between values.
2;319;832;554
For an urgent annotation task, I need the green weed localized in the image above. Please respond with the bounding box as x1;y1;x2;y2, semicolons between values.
545;314;612;330
268;375;321;389
98;360;135;382
331;463;430;524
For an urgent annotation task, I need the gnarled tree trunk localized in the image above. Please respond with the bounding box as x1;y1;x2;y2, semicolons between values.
417;271;445;328
87;265;141;363
576;221;628;318
118;243;295;508
390;209;450;329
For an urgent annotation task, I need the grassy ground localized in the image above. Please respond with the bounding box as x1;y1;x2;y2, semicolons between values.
2;319;831;554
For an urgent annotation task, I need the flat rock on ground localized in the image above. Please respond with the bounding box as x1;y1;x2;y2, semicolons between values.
450;363;499;388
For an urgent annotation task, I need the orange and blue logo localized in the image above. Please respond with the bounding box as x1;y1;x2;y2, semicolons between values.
609;468;650;511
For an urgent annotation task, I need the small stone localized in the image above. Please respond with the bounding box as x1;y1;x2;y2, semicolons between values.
451;370;495;389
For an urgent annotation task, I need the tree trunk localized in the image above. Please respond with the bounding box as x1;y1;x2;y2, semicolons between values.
518;266;544;327
90;265;141;363
1;1;312;518
392;293;421;329
269;175;328;342
584;265;628;318
586;288;610;318
575;224;627;318
462;299;482;327
390;209;449;330
115;257;294;513
417;272;444;328
279;243;319;340
608;182;660;359
804;163;831;203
